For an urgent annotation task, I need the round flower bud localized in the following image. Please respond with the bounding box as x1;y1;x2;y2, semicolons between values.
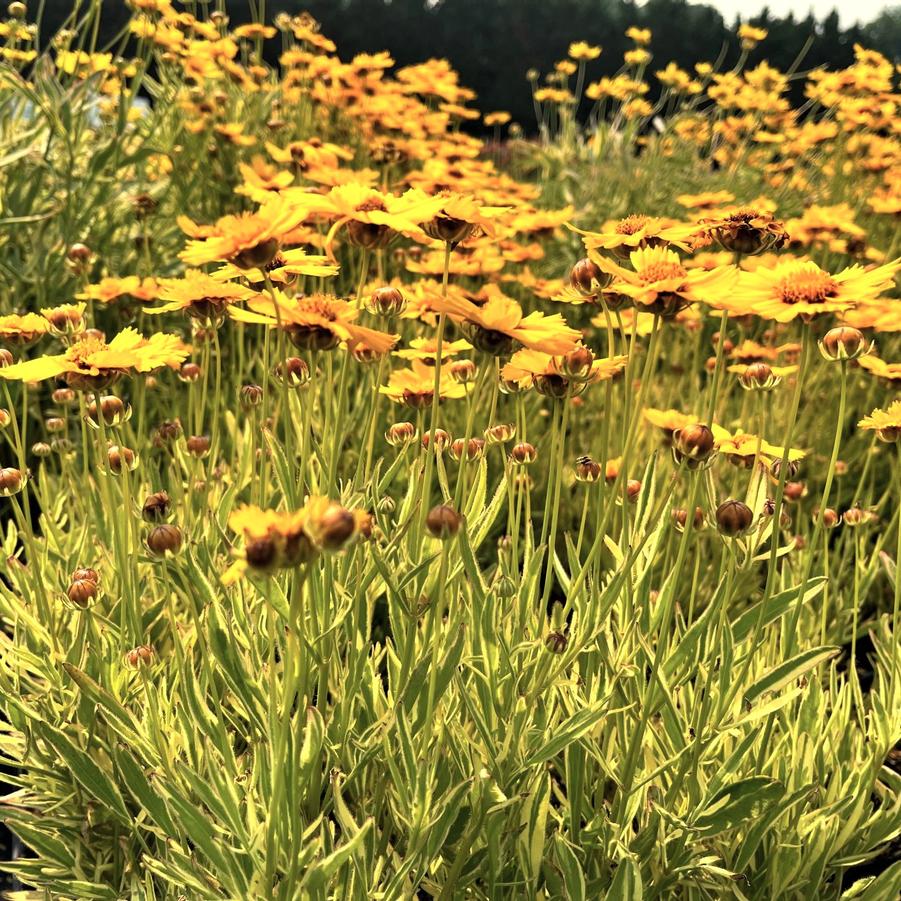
0;467;25;496
108;445;138;474
715;499;754;536
739;362;781;391
672;423;716;467
450;437;485;462
819;327;872;362
770;458;799;481
141;491;170;522
569;257;609;297
317;503;357;551
240;384;264;409
485;422;516;444
0;409;10;429
426;504;462;539
842;505;875;528
545;630;568;654
186;435;211;458
72;567;99;585
178;362;202;383
783;481;806;502
153;419;183;449
66;242;92;263
510;442;537;465
449;359;477;384
86;395;131;429
52;387;76;406
672;506;706;531
816;507;841;528
45;416;66;433
574;455;601;483
385;421;417;447
626;479;642;503
421;429;451;453
560;346;594;381
67;578;98;608
124;645;154;669
498;376;524;395
32;441;51;458
368;286;406;317
0;349;13;368
147;523;183;556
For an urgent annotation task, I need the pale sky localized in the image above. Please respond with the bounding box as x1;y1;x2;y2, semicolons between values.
672;0;891;26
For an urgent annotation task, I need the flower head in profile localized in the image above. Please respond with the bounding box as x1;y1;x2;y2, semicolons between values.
148;270;258;322
712;424;805;469
697;207;788;255
569;42;601;61
571;215;692;259
501;348;627;396
0;328;190;390
0;313;50;347
179;195;307;270
725;258;900;323
858;399;901;442
429;292;581;356
394;337;472;364
77;276;160;304
380;360;469;408
421;192;508;246
212;248;339;286
591;246;737;317
231;290;398;354
857;355;901;382
224;498;365;583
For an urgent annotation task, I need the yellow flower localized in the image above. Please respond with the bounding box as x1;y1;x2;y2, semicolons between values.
501;349;627;394
0;313;50;347
712;424;805;467
858;400;901;441
212;248;339;286
591;246;737;316
147;270;258;320
231;290;398;355
484;111;512;127
569;42;601;61
726;258;901;323
394;337;472;363
857;356;901;381
571;214;693;258
179;195;308;270
0;328;189;390
626;27;651;45
77;276;160;304
380;360;469;408
429;292;581;356
644;407;699;442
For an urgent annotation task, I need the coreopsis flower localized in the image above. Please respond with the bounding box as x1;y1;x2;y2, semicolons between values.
41;304;86;337
712;424;805;468
77;276;160;304
0;328;189;390
482;111;511;128
147;270;258;322
697;208;788;255
379;360;469;408
569;42;601;61
725;258;900;323
284;184;440;251
738;24;767;48
858;399;901;442
421;192;508;246
224;498;364;583
591;246;737;316
231;290;398;354
428;292;581;356
857;356;901;382
212;248;339;286
394;337;472;363
179;195;307;269
0;313;50;347
626;27;651;45
676;191;735;210
571;215;692;259
501;349;627;395
644;407;700;444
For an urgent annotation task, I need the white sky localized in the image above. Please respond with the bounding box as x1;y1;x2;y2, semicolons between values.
675;0;890;26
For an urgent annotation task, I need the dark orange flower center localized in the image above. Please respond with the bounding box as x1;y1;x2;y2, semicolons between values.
777;271;840;304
